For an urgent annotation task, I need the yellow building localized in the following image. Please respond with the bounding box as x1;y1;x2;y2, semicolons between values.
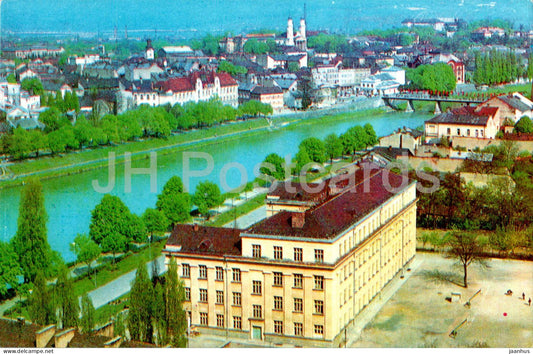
163;164;417;347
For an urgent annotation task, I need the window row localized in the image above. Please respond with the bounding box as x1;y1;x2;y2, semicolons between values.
199;314;324;336
251;245;324;263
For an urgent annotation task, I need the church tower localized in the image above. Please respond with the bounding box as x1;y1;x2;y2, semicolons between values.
145;39;155;60
300;17;306;41
286;17;294;46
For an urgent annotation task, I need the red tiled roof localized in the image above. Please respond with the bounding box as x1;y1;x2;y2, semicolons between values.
156;71;237;92
426;106;497;126
166;224;242;256
246;168;411;239
155;77;193;92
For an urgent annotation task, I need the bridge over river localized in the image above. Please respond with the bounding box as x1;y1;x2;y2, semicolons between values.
382;93;484;114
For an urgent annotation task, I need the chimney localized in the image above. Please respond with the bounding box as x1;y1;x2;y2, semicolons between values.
291;212;305;228
193;223;199;232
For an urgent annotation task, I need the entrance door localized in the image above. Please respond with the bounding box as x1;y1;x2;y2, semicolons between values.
252;326;262;340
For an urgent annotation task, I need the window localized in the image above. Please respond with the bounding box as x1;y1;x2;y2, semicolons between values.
274;246;283;260
216;266;224;281
200;312;208;326
293;274;303;288
314;275;324;290
181;264;190;278
232;292;241;306
216;290;224;304
447;128;451;135
314;324;324;335
233;316;242;329
274;320;283;334
314;300;324;315
294;298;303;312
199;265;207;279
467;129;471;136
294;248;303;262
274;296;283;310
315;249;324;263
232;268;241;282
199;289;208;302
273;272;283;287
185;287;190;301
252;244;262;258
294;323;303;336
253;305;262;318
217;314;224;327
252;280;262;295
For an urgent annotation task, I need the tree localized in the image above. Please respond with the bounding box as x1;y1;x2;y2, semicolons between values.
28;272;54;325
156;176;192;225
6;73;16;84
89;194;137;253
364;123;378;147
165;259;187;347
0;241;21;297
514;116;533;134
324;133;343;163
143;208;170;237
21;77;44;96
39;107;68;133
54;266;79;328
299;137;327;164
218;60;247;76
80;294;96;334
70;234;101;280
11;179;52;282
292;146;312;175
7;127;32;160
128;261;154;343
259;153;286;181
193;181;224;218
153;282;167;345
406;63;456;92
446;231;485;288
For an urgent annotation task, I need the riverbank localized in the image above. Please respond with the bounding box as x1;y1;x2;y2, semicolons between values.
0;98;386;190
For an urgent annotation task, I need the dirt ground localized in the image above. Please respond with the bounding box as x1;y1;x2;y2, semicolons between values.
352;252;533;348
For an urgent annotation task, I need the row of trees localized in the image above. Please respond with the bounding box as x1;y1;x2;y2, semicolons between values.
0;99;273;160
260;123;378;181
472;50;525;85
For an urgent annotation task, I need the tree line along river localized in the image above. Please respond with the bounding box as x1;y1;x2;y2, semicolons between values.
0;110;430;262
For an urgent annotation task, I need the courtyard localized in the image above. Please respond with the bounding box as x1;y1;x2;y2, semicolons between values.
351;252;533;348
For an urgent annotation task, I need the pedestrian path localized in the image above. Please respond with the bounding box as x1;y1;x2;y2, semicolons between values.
223;205;267;229
83;255;166;309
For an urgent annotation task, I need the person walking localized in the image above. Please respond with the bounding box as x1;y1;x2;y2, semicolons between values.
522;293;525;300
529;298;531;307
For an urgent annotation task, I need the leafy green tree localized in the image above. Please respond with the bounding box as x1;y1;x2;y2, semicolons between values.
527;55;533;81
7;127;32;160
70;233;101;280
193;181;224;218
11;179;52;282
406;63;456;92
80;294;96;333
28;129;47;158
363;123;378;147
156;176;192;225
114;312;126;338
153;282;167;345
243;38;269;54
89;194;140;255
218;61;248;76
21;77;44;96
6;73;16;84
324;133;343;163
54;266;79;328
128;261;154;343
28;272;54;325
39;107;68;133
142;208;170;237
0;241;21;296
299;137;327;164
514;116;533;134
165;259;187;347
260;153;286;181
292;146;312;175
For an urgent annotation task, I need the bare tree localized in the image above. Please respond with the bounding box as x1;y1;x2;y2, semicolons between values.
446;231;485;288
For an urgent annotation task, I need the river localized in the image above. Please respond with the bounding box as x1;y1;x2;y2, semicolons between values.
0;110;430;261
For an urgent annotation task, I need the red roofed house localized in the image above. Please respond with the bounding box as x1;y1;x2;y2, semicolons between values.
475;92;533;124
431;53;465;84
163;164;417;346
424;105;501;143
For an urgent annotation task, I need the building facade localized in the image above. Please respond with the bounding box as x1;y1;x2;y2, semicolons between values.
163;166;417;347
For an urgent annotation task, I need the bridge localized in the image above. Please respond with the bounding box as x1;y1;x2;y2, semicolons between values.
382;93;485;114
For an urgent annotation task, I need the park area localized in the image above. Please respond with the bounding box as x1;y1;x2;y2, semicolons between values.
352;252;533;348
